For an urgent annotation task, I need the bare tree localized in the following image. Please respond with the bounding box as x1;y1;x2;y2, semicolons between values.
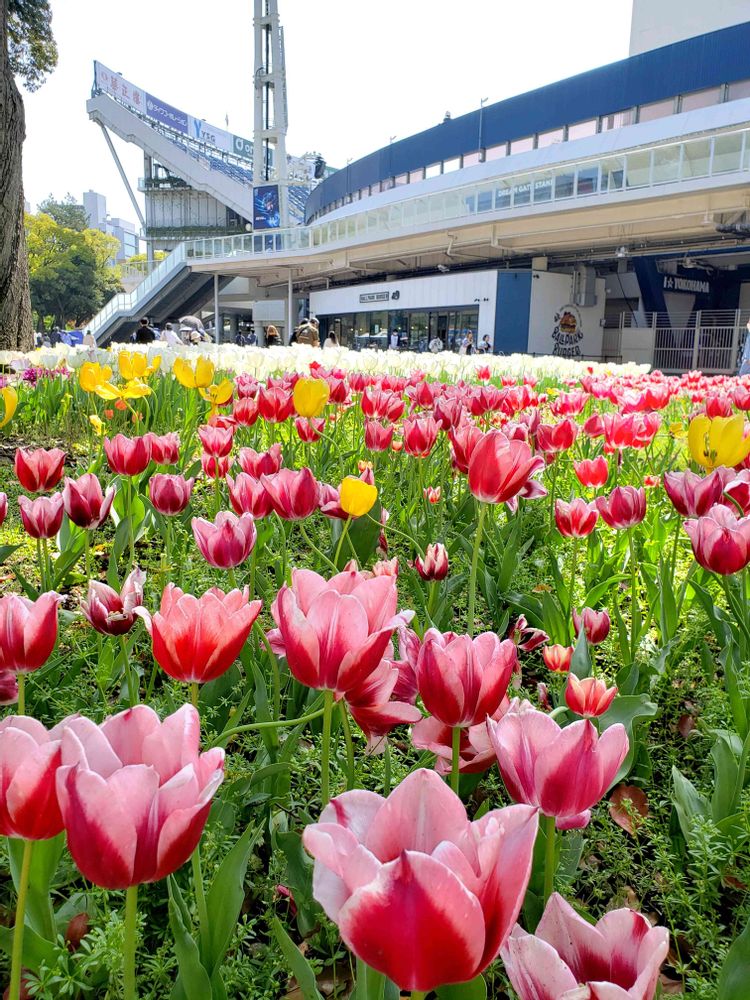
0;0;57;350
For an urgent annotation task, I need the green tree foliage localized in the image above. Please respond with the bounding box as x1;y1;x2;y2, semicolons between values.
25;211;122;328
37;193;88;231
7;0;57;90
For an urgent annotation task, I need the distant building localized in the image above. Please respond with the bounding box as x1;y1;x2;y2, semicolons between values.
83;190;140;262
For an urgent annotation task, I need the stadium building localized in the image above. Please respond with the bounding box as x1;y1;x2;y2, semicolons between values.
87;0;750;373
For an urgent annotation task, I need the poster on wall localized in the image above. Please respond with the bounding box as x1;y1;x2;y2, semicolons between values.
253;185;281;230
552;304;585;358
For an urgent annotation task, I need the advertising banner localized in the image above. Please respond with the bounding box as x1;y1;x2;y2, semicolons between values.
253;185;281;230
188;116;233;154
233;135;253;160
287;184;312;226
94;62;146;116
145;93;188;134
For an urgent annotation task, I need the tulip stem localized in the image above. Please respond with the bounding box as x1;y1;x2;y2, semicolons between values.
567;536;579;629
254;622;281;719
16;674;25;716
339;701;356;790
543;814;557;904
41;537;53;591
426;580;439;623
191;847;209;952
628;530;640;661
126;477;135;571
213;473;222;517
450;726;461;795
36;538;46;592
120;635;137;707
9;838;32;1000
190;682;199;709
84;530;92;582
123;884;138;1000
411;993;427;1000
298;521;338;574
333;516;352;569
467;503;488;638
383;740;392;796
321;689;335;806
211;703;326;745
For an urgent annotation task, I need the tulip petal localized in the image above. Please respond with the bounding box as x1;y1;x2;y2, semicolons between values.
338;850;485;992
536;892;612;984
501;930;580;1000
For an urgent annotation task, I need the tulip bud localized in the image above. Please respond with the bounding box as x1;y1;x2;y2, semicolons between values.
81;569;145;636
572;607;611;645
423;486;442;503
565;675;618;718
201;453;231;480
339;476;378;518
14;447;65;493
554;498;599;537
536;681;551;711
147;432;181;465
149;474;195;516
62;474;115;529
238;444;283;478
198;424;234;458
293;376;330;418
542;644;573;673
192;511;257;568
18;493;65;539
414;543;449;581
0;492;7;528
65;912;90;952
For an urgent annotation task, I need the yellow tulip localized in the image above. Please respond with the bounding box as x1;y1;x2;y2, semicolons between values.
199;378;234;415
293;377;330;418
669;422;687;439
173;356;215;389
688;414;750;470
89;414;105;436
0;386;18;429
79;362;113;393
121;379;152;399
339;476;378;518
118;351;161;380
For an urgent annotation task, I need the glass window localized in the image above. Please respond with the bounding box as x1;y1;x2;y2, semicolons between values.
638;98;675;123
682;139;711;178
443;156;460;173
568;119;598;141
394;173;408;186
680;87;721;112
626;150;651;187
510;136;534;155
653;145;681;184
486;143;507;160
425;162;441;179
601;109;633;131
601;156;625;191
728;79;750;102
463;151;481;167
554;169;575;199
512;178;531;206
576;165;599;195
533;173;553;202
495;180;512;209
409;312;429;350
464;194;476;213
409;168;424;183
537;128;564;148
477;189;493;212
713;133;743;173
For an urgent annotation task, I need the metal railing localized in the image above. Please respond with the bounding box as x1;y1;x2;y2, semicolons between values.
622;310;748;372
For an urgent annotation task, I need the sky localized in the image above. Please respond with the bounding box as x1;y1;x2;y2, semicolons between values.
22;0;633;224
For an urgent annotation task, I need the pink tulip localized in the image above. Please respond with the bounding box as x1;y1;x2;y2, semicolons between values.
192;511;257;568
345;658;422;753
501;893;668;1000
140;584;261;684
536;419;578;454
721;469;750;515
411;708;505;776
56;704;224;888
261;467;319;520
302;769;538;993
508;615;549;653
565;675;618;718
268;567;407;696
487;699;628;829
18;493;64;539
542;644;573;672
81;569;145;636
226;473;273;519
14;447;65;493
295;417;325;442
103;434;152;477
62;474;115;529
258;385;295;423
0;492;7;528
684;503;750;575
0;592;60;673
414;543;449;581
449;422;483;474
0;716;65;840
146;432;180;465
364;420;395;452
149;473;195;516
595;486;646;529
417;629;516;728
237;444;282;478
402;415;440;457
0;670;18;705
197;423;234;457
200;453;231;480
574;456;609;489
573;607;611;645
554;498;599;537
663;469;724;517
468;432;546;507
232;397;259;427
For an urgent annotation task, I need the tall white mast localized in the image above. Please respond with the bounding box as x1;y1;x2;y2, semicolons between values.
253;0;288;226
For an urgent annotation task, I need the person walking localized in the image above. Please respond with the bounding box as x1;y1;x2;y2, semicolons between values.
323;329;338;349
428;334;443;353
82;329;96;348
160;322;181;345
265;325;281;347
459;331;474;355
479;333;492;354
135;317;156;344
389;330;400;350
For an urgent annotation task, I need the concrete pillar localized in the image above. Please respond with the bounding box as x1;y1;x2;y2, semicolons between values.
213;274;221;345
228;314;239;340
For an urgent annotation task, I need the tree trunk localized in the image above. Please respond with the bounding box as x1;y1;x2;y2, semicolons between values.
0;1;33;351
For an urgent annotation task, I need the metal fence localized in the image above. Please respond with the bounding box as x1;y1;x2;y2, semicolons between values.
622;311;747;373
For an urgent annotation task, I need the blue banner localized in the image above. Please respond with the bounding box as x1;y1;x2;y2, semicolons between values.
253;185;281;230
146;93;188;134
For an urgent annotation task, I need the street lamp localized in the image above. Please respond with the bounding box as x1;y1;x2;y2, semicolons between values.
478;97;488;161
